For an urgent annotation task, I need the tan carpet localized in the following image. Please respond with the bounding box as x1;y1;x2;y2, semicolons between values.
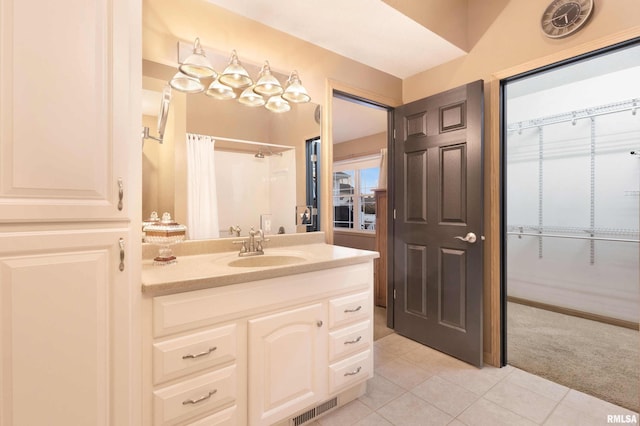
507;301;639;412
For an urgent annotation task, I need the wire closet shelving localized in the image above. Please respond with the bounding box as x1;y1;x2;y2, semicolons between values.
506;97;640;264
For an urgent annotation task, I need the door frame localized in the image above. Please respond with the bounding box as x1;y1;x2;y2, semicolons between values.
490;28;640;366
320;79;401;246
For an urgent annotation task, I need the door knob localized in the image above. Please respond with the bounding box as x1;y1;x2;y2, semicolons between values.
454;232;477;243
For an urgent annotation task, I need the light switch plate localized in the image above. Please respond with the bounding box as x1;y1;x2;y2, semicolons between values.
260;214;272;234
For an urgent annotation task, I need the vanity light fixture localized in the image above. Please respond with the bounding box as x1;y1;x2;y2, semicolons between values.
265;95;291;113
219;49;253;89
169;38;311;112
238;84;266;107
282;70;311;103
253;61;284;97
169;71;204;93
206;77;237;100
179;38;217;79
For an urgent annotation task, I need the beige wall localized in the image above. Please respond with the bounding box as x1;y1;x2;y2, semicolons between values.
404;0;640;100
333;132;387;162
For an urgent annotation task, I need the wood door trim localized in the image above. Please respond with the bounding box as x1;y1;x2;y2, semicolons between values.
485;26;640;367
321;79;401;245
507;296;639;331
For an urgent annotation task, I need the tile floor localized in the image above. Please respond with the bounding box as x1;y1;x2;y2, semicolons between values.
308;333;639;426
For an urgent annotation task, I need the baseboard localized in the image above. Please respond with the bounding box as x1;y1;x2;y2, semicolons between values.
507;296;639;330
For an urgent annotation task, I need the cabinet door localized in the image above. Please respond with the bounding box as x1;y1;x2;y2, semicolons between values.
248;303;327;426
0;0;140;221
0;228;135;426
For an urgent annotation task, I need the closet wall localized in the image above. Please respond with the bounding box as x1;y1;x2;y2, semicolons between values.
506;63;640;324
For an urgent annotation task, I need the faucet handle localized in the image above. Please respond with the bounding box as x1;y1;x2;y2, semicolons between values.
232;239;247;253
256;230;269;252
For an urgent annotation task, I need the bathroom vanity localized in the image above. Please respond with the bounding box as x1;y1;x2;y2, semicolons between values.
141;233;378;425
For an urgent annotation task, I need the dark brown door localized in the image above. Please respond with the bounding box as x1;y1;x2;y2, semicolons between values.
392;80;484;367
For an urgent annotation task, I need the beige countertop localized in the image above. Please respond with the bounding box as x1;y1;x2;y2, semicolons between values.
142;234;379;295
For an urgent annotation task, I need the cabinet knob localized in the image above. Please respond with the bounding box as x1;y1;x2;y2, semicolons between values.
316;320;323;328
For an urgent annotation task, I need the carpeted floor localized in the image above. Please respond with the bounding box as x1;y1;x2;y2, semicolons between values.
507;301;639;412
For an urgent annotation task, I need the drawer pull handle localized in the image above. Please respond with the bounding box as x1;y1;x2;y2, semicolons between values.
344;305;362;313
182;389;217;405
344;336;362;345
344;366;362;377
182;346;217;360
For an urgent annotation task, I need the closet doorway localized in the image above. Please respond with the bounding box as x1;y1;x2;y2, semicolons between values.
503;40;640;412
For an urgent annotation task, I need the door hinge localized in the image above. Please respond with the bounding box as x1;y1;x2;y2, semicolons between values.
393;209;396;220
393;289;397;300
393;128;396;140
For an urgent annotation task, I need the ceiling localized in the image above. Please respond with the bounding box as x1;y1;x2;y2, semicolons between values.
205;0;466;79
204;0;461;144
332;97;388;144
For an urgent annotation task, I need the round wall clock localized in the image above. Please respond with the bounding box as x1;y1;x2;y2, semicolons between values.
541;0;594;39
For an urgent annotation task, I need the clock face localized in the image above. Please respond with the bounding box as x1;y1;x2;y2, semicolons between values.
541;0;594;38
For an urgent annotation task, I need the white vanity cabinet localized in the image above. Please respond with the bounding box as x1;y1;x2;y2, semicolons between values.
143;260;374;426
248;303;328;426
0;0;141;424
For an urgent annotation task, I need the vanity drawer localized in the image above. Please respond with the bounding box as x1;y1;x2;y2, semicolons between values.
153;365;236;425
328;349;372;394
328;292;370;328
153;324;237;385
328;320;371;361
185;405;237;426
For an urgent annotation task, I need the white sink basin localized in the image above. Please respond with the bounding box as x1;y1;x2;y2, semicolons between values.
227;254;306;268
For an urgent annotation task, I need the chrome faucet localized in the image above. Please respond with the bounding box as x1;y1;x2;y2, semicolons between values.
228;225;241;237
233;227;269;256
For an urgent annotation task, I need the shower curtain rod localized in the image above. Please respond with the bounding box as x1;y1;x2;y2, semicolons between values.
506;98;638;132
187;133;292;150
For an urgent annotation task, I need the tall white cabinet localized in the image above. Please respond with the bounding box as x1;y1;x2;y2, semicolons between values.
0;0;141;425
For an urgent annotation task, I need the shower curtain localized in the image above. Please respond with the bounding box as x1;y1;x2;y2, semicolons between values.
186;133;220;239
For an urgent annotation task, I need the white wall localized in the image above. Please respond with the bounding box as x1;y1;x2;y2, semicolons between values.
506;65;640;323
215;149;296;238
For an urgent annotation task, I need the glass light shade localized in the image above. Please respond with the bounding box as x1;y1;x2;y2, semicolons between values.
265;95;291;113
179;38;217;79
238;85;265;107
205;78;237;100
254;61;283;97
219;50;253;89
282;71;311;103
169;71;204;93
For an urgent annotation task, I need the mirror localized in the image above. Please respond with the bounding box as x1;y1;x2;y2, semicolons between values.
142;60;320;239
